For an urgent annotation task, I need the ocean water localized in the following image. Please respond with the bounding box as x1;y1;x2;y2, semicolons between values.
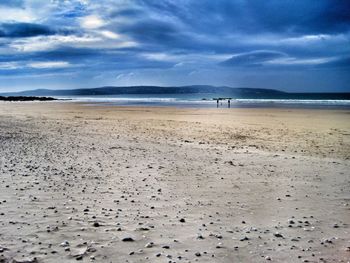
56;94;350;109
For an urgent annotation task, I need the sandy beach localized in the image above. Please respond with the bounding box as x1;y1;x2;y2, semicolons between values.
0;102;349;263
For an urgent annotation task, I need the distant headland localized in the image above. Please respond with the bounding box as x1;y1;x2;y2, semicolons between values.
1;86;349;100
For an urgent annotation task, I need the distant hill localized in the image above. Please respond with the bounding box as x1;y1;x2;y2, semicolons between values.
1;85;349;100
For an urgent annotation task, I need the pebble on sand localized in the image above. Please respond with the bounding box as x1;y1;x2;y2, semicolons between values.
122;237;135;242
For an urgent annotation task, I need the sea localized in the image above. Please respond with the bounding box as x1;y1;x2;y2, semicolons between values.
55;94;350;109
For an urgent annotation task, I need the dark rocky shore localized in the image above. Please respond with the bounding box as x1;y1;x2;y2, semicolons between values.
0;96;56;101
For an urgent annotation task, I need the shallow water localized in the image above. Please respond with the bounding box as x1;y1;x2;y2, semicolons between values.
55;94;350;109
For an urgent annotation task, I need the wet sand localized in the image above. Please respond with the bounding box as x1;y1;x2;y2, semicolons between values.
0;102;349;262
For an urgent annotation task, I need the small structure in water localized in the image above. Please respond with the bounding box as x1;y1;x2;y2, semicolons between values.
213;97;233;108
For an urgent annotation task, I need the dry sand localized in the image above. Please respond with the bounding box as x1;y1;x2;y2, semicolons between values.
0;102;349;263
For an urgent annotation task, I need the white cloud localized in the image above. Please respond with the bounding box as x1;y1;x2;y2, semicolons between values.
0;7;36;22
105;40;138;48
80;15;105;29
188;70;198;76
174;62;185;67
247;33;350;47
265;57;334;66
0;61;72;70
116;72;135;80
10;35;101;52
280;34;333;45
142;52;175;61
28;61;71;69
0;62;21;70
142;52;231;63
10;34;139;53
100;30;121;39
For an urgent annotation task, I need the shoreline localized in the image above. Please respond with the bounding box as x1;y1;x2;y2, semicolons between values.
2;99;350;111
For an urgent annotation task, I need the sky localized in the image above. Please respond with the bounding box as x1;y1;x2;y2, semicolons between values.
0;0;349;92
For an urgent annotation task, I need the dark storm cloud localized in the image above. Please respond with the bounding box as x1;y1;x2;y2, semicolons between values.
320;56;350;69
0;47;114;63
109;7;144;18
106;0;350;56
220;51;288;67
135;0;350;35
0;22;72;38
118;19;178;43
0;45;174;74
235;0;350;34
43;47;174;70
38;47;104;61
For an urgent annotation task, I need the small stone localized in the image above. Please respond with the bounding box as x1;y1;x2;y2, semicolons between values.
145;242;154;248
265;256;271;261
197;234;204;239
195;252;201;257
87;247;96;253
60;240;70;247
240;236;249;241
122;237;134;242
214;233;222;239
179;218;186;223
13;258;38;263
216;242;223;248
0;246;9;253
274;232;283;238
323;238;332;244
93;222;100;227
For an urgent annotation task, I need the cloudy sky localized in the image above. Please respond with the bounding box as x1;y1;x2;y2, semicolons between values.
0;0;349;92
